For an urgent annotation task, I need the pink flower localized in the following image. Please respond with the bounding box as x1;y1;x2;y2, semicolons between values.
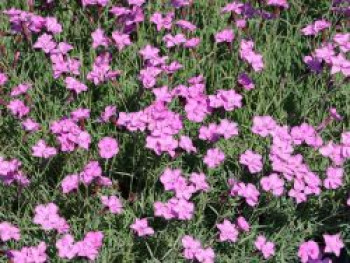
298;241;321;263
181;235;215;263
260;173;284;196
179;135;197;153
160;168;182;191
139;45;160;61
236;216;250;232
45;17;62;34
32;140;57;158
217;219;239;242
112;31;132;51
252;115;277;137
323;233;344;257
74;231;104;260
176;20;197;32
266;0;289;8
91;28;109;49
209;89;243;111
79;161;102;185
0;72;8;86
169;198;194;220
238;73;255;90
182;235;201;260
100;105;117;122
33;203;69;233
324;167;343;189
22;118;40;132
195;247;215;263
61;174;80;194
33;33;56;53
65;77;88;95
239;150;263;174
254;235;275;259
163;33;186;48
56;234;77;260
7;99;30;118
11;83;31;96
98;137;119;159
221;1;244;14
189;172;209;192
100;195;123;214
130;218;154;237
0;222;21;242
71;108;90;121
128;0;145;6
9;242;47;263
150;12;174;31
301;20;331;36
240;39;264;72
203;148;225;168
215;29;234;43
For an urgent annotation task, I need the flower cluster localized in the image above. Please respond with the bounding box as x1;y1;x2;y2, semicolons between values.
33;203;70;233
182;235;215;263
56;231;104;260
61;161;111;193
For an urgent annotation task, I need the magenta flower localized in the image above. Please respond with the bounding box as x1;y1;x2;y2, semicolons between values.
33;203;69;233
266;0;289;8
181;235;215;263
7;99;30;118
9;242;47;263
45;17;62;34
65;77;88;95
100;195;123;214
324;166;343;189
61;174;79;194
32;140;57;158
163;33;187;48
139;45;160;60
100;105;117;122
98;137;119;159
239;150;263;173
112;31;132;51
33;33;57;54
176;20;197;32
203;148;225;168
130;218;154;237
217;219;239;242
221;1;244;14
251;115;277;137
160;168;182;191
323;233;344;257
238;73;255;90
236;216;250;232
22;118;40;132
150;12;174;31
182;235;201;260
91;28;110;49
10;83;31;96
260;173;284;196
56;234;77;260
74;231;104;260
298;241;321;263
189;172;209;192
301;20;331;36
254;235;275;259
0;72;8;86
215;29;234;43
0;222;21;242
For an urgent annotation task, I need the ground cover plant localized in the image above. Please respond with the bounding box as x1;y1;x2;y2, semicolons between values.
0;0;349;262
